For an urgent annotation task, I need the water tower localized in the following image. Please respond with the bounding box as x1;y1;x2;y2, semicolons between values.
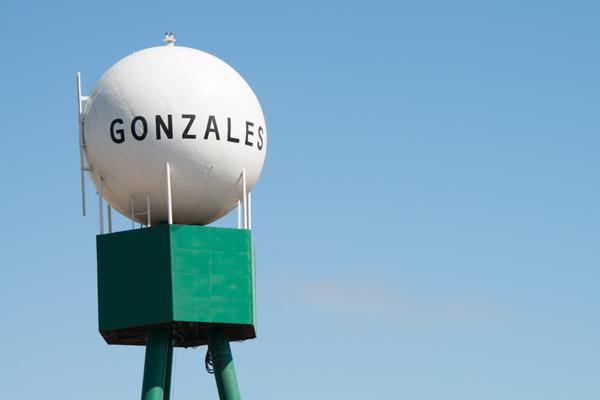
76;33;267;400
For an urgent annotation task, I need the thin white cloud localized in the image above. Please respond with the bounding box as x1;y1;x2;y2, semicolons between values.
290;275;509;327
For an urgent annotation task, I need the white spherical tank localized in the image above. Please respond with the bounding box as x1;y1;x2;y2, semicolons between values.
82;44;267;225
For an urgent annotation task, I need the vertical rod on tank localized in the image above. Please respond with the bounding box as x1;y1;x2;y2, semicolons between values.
237;200;241;229
248;192;252;230
207;328;241;400
146;194;152;227
98;177;104;234
107;204;112;233
76;72;86;217
242;168;248;229
141;330;173;400
131;197;135;230
166;162;173;224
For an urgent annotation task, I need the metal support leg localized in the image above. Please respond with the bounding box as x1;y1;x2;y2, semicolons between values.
141;330;173;400
163;341;174;400
207;328;241;400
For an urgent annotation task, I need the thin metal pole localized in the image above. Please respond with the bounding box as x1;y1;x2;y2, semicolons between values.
166;162;173;224
98;178;104;234
131;197;135;230
146;194;152;227
76;72;86;217
248;192;252;230
207;328;241;400
242;168;247;229
141;330;173;400
237;200;241;229
107;204;112;233
76;72;83;115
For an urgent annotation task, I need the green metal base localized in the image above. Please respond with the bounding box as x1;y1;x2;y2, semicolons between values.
97;225;249;399
96;224;256;347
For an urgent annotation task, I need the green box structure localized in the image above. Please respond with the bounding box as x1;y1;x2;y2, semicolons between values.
96;224;255;347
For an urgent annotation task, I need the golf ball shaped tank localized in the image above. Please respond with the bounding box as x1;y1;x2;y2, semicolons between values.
82;44;267;225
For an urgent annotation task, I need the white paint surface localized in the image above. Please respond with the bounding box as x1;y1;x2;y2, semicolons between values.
82;45;267;225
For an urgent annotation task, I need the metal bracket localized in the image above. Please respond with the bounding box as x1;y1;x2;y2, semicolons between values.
76;72;89;217
238;168;252;230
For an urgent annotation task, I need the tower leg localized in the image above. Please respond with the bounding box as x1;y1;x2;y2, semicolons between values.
207;328;241;400
163;340;174;400
141;330;173;400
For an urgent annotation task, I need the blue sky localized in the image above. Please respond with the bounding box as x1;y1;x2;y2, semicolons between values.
1;1;599;399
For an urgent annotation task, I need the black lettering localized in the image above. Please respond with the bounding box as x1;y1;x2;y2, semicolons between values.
131;116;148;140
226;117;239;143
155;114;173;139
257;126;264;150
204;115;220;140
245;121;254;147
182;114;196;139
110;119;125;144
